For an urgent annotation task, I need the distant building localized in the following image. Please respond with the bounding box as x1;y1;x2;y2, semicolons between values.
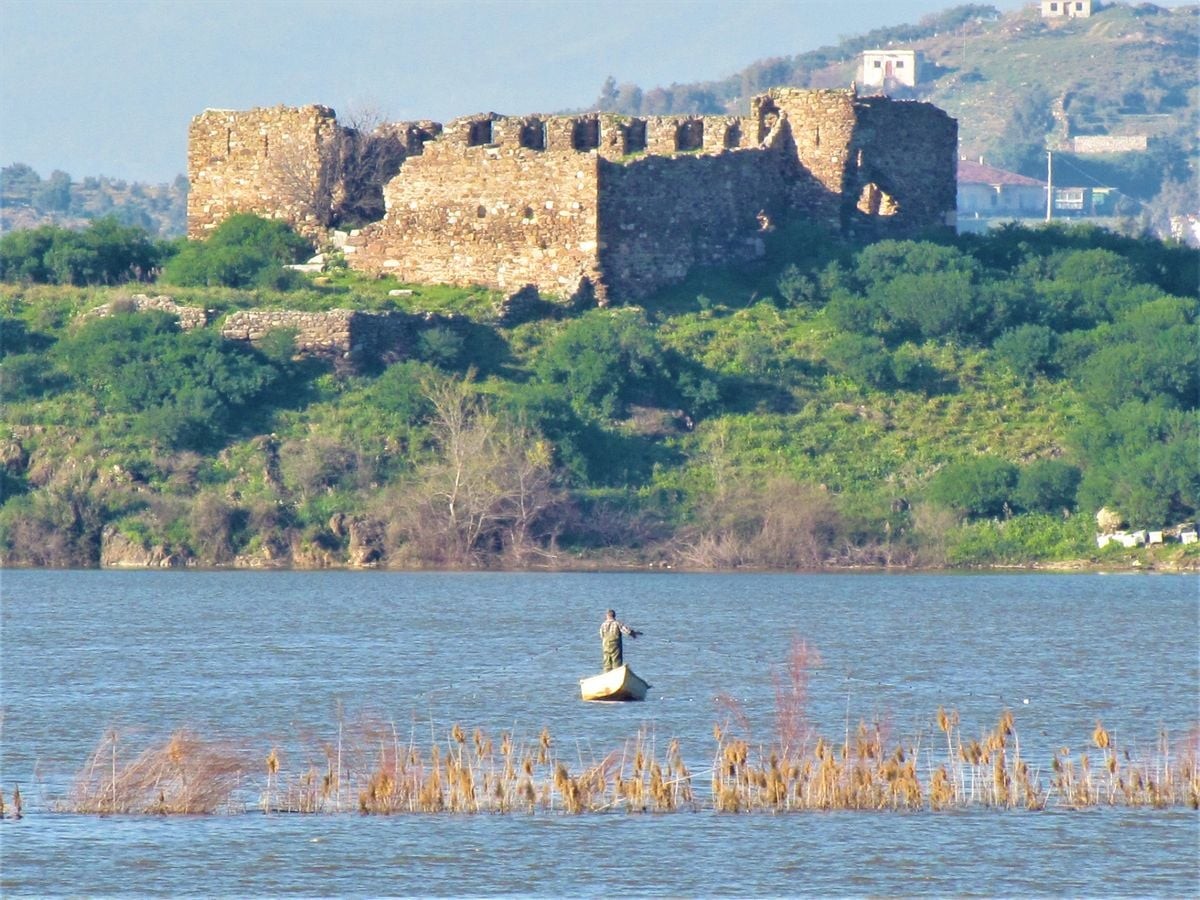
861;50;919;89
1042;0;1093;18
1053;185;1118;216
957;159;1045;219
1070;134;1148;154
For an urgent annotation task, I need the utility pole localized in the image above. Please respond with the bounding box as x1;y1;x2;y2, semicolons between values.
1046;150;1053;221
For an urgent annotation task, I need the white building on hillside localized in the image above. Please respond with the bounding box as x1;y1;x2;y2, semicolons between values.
1042;1;1093;18
861;50;919;88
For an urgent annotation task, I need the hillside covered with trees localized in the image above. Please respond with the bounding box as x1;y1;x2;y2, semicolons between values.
1;214;1196;570
0;163;188;237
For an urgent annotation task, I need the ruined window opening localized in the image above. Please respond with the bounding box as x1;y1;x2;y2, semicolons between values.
572;118;600;151
261;135;269;157
814;126;821;148
519;120;546;150
858;182;899;217
477;205;487;218
225;129;232;155
723;122;741;149
626;120;647;153
468;119;493;147
523;206;534;220
675;120;703;152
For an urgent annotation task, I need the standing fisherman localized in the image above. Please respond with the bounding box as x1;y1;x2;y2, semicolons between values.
600;609;641;671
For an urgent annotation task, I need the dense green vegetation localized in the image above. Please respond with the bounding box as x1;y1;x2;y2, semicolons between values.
1;215;1196;570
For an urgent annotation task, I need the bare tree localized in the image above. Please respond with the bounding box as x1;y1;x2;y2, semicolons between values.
380;373;566;566
265;104;412;233
330;105;412;227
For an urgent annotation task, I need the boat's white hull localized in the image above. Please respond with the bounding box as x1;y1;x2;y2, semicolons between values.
580;664;650;701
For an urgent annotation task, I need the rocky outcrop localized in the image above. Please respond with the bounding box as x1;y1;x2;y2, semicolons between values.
100;526;192;568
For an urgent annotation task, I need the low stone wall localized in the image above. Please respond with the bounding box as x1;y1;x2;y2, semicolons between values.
221;308;356;357
1071;135;1148;154
91;294;212;330
220;308;438;367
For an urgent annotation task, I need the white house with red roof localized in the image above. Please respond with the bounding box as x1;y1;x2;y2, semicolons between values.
957;158;1046;221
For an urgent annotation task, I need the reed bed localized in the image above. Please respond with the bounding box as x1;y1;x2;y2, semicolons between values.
41;712;1197;818
267;721;696;815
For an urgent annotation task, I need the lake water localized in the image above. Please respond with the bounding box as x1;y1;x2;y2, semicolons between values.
1;570;1197;897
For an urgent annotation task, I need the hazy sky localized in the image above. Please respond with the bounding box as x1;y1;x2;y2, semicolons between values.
0;0;1134;183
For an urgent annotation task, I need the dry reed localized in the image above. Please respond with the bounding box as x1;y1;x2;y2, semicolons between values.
63;728;246;814
53;709;1196;818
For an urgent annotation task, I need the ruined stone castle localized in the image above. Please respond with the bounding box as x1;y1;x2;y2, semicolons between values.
188;88;957;304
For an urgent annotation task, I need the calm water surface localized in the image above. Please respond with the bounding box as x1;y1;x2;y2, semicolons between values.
1;570;1197;897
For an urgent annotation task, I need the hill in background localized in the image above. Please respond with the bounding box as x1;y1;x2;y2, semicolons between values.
592;2;1198;235
0;163;188;237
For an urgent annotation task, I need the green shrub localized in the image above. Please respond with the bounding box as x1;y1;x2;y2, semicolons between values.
825;333;893;388
535;308;674;420
161;214;311;289
927;455;1019;519
0;218;162;285
54;310;286;451
994;324;1058;378
1014;459;1081;514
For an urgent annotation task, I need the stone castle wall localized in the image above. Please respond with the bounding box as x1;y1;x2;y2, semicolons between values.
188;106;438;239
849;96;959;233
767;89;860;230
344;135;604;301
188;89;958;303
597;149;791;299
188;106;342;239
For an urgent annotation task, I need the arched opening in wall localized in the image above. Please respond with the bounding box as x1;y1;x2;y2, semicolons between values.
572;118;600;151
468;119;494;147
520;120;546;150
625;120;647;153
675;120;703;152
757;100;780;143
723;122;741;149
857;182;899;216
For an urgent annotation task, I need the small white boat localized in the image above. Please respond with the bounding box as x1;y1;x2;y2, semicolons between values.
579;665;650;702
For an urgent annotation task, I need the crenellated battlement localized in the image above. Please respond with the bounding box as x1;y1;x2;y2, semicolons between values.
188;88;957;303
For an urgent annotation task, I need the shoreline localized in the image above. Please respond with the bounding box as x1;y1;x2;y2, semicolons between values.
6;555;1197;574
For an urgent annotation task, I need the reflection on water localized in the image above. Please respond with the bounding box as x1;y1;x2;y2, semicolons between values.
1;570;1197;895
